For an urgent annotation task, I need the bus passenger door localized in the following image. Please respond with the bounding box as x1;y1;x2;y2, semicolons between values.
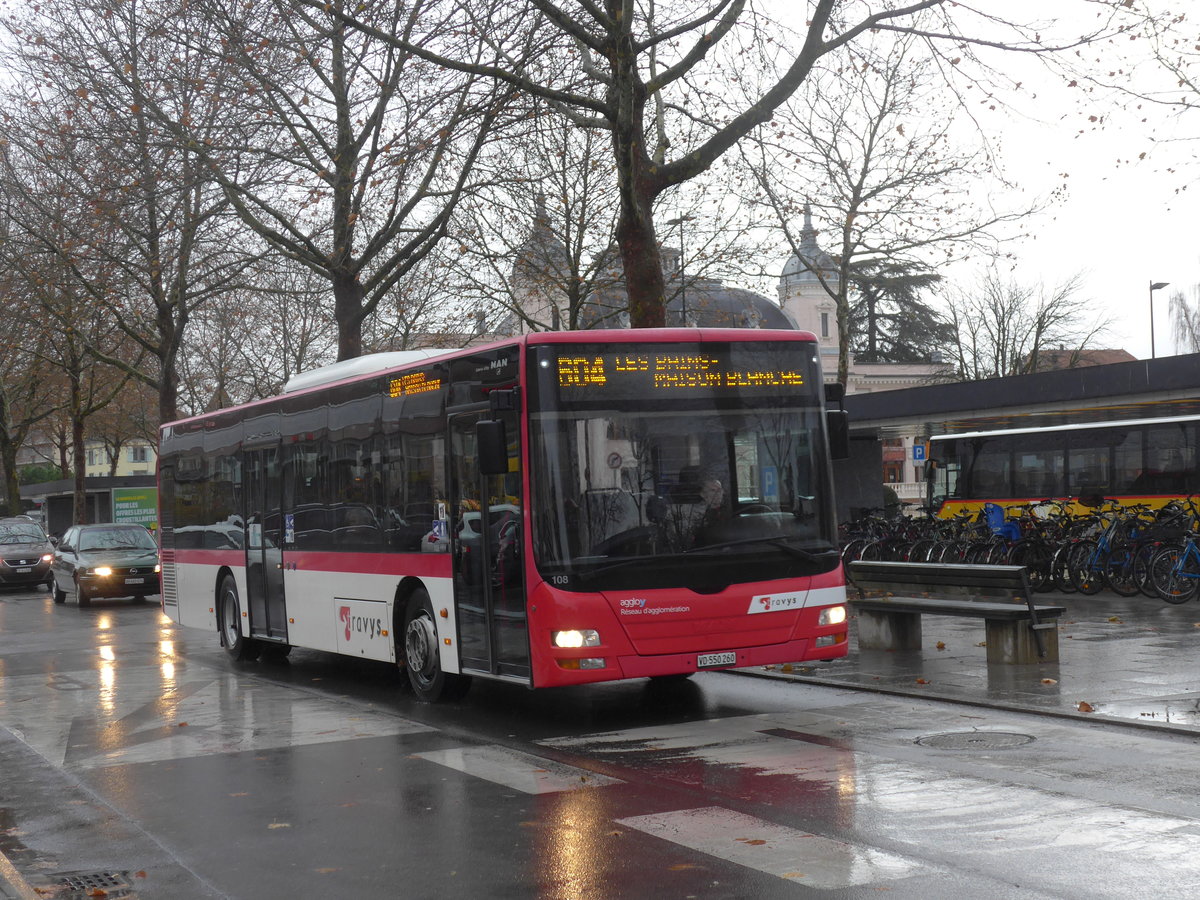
243;445;288;641
449;410;530;682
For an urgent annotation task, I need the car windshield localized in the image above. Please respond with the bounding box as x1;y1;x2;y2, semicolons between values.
0;523;48;544
78;527;159;552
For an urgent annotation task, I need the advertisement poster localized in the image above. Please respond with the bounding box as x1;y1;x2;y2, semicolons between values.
112;487;158;530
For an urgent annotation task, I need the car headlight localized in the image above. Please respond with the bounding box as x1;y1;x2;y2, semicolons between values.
41;554;52;563
155;563;161;573
90;566;113;577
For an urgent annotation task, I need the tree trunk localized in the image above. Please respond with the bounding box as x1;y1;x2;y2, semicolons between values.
72;415;86;525
333;272;366;360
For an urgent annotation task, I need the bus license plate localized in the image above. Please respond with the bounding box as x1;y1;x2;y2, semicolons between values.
16;567;31;573
697;651;737;669
125;577;145;585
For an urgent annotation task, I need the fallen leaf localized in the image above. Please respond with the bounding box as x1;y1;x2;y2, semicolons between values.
314;868;341;874
781;664;794;673
975;641;987;647
915;678;930;685
736;839;768;845
176;721;188;728
782;872;806;879
1077;701;1094;713
1041;678;1057;685
668;864;701;871
229;792;249;797
935;641;946;651
134;872;147;879
1107;616;1123;624
267;822;291;830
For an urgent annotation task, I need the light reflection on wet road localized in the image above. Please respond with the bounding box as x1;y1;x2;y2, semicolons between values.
2;585;1200;899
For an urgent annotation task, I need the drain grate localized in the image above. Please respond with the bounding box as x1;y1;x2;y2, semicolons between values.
916;731;1035;751
53;870;135;898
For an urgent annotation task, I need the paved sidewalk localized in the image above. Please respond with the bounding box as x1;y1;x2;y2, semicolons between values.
739;588;1200;735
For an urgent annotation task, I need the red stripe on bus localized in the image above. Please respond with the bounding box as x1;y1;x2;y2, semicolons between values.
170;547;453;578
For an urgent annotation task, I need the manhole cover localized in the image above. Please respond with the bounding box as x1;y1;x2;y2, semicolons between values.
52;870;135;898
916;731;1035;751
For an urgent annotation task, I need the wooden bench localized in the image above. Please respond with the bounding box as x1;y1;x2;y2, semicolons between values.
846;561;1066;665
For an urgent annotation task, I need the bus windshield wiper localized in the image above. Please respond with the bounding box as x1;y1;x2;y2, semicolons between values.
572;554;661;581
684;537;840;562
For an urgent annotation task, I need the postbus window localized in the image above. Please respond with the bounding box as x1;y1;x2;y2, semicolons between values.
1067;429;1111;497
1013;432;1065;499
1114;429;1144;492
1140;422;1199;493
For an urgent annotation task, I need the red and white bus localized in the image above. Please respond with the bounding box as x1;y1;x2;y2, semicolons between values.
157;328;850;700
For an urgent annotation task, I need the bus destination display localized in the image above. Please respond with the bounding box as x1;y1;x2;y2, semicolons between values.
556;353;805;392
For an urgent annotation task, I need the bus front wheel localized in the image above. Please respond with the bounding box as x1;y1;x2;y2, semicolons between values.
403;589;470;702
219;575;260;661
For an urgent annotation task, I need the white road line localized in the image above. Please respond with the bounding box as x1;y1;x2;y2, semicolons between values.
617;806;923;889
0;848;39;900
414;745;622;794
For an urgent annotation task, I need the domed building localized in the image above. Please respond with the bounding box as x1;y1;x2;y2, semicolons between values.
504;199;947;401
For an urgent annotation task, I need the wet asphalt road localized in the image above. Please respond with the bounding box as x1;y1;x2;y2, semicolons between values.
2;584;1200;899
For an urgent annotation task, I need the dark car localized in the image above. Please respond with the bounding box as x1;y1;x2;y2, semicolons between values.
50;523;161;607
0;517;55;590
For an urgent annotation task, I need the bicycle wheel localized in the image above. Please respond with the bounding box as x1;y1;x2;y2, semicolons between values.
905;538;936;563
1050;542;1077;593
1150;544;1200;604
1068;539;1105;595
1102;545;1142;597
1134;541;1162;598
1007;539;1052;592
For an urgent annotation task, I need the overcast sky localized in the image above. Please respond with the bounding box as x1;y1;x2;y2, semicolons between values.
983;58;1196;361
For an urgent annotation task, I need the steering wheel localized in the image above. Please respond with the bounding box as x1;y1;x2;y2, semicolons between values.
736;503;775;515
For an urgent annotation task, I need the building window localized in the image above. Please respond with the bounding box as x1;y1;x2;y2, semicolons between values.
820;312;829;338
87;449;97;467
128;445;149;463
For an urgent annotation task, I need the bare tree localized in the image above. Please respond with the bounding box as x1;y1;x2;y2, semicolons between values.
325;0;1135;331
1169;283;1200;354
940;271;1111;380
1;0;258;424
736;33;1038;382
120;0;511;362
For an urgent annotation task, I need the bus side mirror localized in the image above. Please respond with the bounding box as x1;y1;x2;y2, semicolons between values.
477;419;509;475
826;410;850;460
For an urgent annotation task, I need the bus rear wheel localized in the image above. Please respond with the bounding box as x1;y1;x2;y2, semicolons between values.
403;588;470;702
219;575;260;661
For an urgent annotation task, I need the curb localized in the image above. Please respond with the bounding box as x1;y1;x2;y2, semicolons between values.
0;851;38;900
730;667;1200;740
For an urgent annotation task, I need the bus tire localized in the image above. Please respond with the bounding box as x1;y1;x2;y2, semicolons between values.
218;574;260;661
403;588;471;702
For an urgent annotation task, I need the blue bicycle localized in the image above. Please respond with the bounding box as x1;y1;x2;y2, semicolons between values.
1149;497;1200;604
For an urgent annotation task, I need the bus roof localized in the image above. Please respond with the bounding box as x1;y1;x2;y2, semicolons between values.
163;328;821;429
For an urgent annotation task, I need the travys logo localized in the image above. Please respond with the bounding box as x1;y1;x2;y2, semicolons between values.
339;605;385;641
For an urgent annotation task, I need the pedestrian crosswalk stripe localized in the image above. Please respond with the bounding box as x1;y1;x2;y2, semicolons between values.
616;807;922;889
415;745;622;794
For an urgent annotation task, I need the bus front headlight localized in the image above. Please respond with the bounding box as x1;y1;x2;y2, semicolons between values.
553;629;601;648
819;605;847;626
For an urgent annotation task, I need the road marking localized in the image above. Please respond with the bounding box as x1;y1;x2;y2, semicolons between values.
414;745;621;794
0;848;39;900
617;807;922;889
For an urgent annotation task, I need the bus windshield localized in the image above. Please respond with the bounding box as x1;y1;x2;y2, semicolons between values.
528;341;838;590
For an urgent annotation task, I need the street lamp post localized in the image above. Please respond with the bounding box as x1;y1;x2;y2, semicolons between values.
1150;281;1169;359
666;215;694;325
